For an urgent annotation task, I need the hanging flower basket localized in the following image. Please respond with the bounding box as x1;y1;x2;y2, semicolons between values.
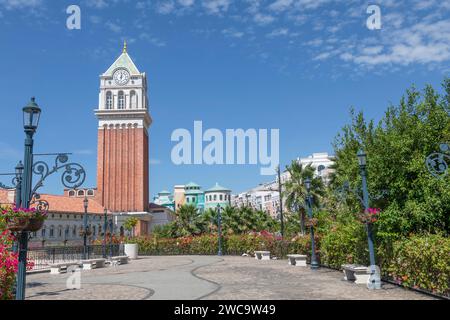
25;218;45;232
305;218;318;228
357;208;381;224
2;206;48;233
6;217;30;232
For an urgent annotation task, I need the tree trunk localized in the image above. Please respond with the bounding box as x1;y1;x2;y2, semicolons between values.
299;209;306;235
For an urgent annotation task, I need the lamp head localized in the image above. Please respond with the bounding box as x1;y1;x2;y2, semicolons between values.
15;161;24;177
22;97;41;131
357;149;367;167
304;178;311;192
83;196;89;209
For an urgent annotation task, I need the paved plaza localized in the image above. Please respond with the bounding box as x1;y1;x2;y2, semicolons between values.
25;256;433;300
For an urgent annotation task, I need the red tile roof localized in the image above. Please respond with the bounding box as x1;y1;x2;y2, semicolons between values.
0;189;106;215
39;194;106;215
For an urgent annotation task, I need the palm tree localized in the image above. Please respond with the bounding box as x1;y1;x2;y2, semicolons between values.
283;161;325;234
174;204;204;237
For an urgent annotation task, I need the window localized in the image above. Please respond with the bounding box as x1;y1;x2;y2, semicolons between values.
92;226;96;236
220;195;223;201
68;190;75;197
87;189;94;196
106;91;113;109
130;90;137;109
72;225;77;237
118;91;125;109
41;228;46;238
77;190;85;197
214;195;217;201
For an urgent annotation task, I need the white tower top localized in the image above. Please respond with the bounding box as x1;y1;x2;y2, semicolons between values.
95;42;152;129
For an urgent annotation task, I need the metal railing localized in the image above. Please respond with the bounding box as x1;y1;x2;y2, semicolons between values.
27;244;124;271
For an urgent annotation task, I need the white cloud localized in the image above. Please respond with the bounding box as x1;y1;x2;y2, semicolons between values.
0;0;42;10
105;21;122;33
268;0;293;13
202;0;231;15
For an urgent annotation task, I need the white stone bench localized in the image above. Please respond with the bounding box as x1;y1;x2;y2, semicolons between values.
110;256;129;265
342;264;370;284
254;251;271;261
50;262;80;274
81;258;106;270
287;254;307;267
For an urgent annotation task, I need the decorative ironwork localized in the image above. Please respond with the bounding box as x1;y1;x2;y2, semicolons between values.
334;180;388;206
0;182;13;189
426;143;449;179
29;193;49;212
31;153;86;197
0;173;17;189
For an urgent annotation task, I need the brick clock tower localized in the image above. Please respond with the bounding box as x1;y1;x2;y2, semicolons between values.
95;42;152;219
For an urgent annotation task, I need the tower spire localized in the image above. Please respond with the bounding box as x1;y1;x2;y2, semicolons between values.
123;40;127;53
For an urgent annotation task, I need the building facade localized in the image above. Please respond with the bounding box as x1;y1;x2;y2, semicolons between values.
232;152;335;218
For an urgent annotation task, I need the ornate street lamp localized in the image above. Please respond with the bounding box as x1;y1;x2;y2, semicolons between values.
216;204;223;256
15;98;42;300
103;208;108;259
304;178;319;270
357;149;380;290
83;196;89;260
14;162;24;207
10;98;86;300
109;218;114;258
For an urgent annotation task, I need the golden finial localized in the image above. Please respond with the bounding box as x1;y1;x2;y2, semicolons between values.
123;40;127;53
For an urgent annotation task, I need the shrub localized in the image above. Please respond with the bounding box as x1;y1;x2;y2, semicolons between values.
386;234;450;296
319;221;368;269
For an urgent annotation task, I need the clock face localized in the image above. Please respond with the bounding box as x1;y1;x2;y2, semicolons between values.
113;68;130;85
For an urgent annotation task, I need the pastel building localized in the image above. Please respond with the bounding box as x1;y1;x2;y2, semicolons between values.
184;182;205;211
204;183;232;210
153;190;175;211
153;182;232;213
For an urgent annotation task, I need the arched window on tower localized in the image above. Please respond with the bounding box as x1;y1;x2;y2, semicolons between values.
118;91;125;109
130;90;137;109
106;91;113;110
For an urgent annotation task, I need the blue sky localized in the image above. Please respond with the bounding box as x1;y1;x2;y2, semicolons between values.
0;0;449;198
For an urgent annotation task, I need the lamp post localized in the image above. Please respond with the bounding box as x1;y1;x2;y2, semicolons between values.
109;218;114;258
83;197;89;260
15;98;41;300
103;208;108;259
216;204;223;256
304;178;319;270
357;149;380;290
277;166;285;238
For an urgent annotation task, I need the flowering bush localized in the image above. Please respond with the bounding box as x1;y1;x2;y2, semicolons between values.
0;230;18;300
129;231;313;259
386;234;450;297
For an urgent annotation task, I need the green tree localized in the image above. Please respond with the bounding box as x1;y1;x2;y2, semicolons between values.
331;79;450;239
123;217;138;237
284;161;325;234
173;204;205;237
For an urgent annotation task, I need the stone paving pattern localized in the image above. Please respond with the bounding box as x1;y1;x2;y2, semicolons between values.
25;256;434;300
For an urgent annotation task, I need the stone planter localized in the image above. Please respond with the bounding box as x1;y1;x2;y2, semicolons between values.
124;243;139;260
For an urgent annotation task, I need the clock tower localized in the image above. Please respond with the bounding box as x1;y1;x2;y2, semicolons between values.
95;42;152;214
